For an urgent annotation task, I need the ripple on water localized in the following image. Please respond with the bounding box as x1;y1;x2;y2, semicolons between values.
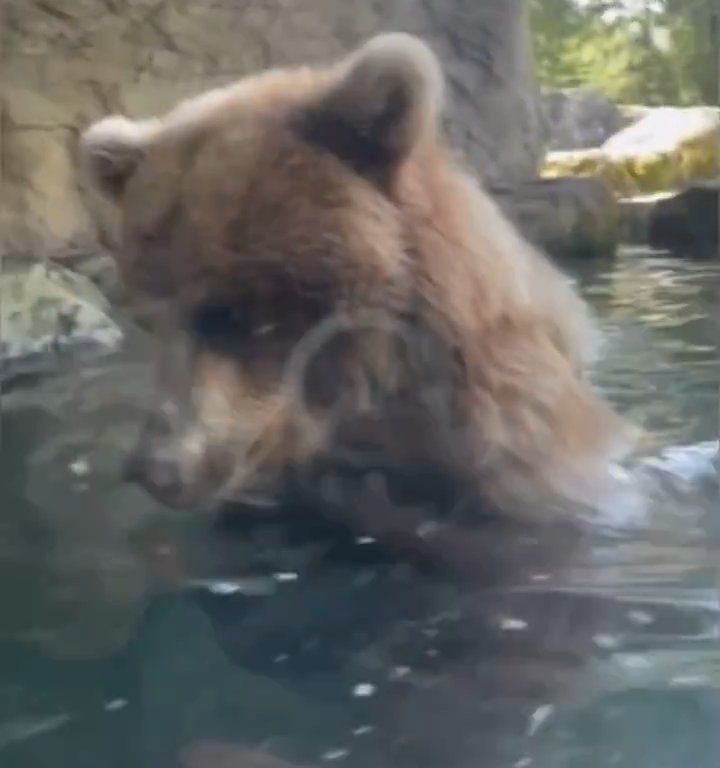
0;247;718;767
574;249;719;448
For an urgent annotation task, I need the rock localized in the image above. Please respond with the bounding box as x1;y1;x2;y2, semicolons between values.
0;345;158;659
618;181;719;253
646;181;720;253
542;88;625;151
72;252;122;301
0;261;124;384
542;107;720;198
617;104;654;126
496;176;619;260
541;148;636;196
2;126;94;247
2;0;543;261
602;107;720;195
617;193;675;244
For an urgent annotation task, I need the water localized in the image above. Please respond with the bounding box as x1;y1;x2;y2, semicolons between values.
0;248;718;768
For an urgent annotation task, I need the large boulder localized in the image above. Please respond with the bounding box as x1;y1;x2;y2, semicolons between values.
646;180;719;253
601;106;720;195
542;107;720;198
618;181;719;254
2;0;543;261
542;88;625;151
0;261;123;385
495;176;619;260
541;148;636;196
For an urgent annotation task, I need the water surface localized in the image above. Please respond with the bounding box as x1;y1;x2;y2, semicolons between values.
1;247;718;768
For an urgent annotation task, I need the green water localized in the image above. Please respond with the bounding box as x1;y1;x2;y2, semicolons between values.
0;248;718;768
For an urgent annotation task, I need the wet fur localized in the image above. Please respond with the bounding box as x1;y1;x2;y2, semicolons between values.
80;33;631;525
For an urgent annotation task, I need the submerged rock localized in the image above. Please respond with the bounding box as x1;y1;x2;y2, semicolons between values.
647;181;719;253
619;181;719;253
0;262;123;384
617;192;678;245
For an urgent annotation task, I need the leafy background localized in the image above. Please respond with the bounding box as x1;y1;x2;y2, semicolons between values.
530;0;718;105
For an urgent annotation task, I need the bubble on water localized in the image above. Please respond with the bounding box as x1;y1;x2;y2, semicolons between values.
352;725;374;736
416;521;441;539
356;536;376;545
274;654;289;663
619;654;652;670
528;704;554;736
530;573;550;583
154;544;174;557
388;666;411;681
322;748;350;761
627;609;655;626
608;463;631;482
0;713;71;748
593;633;621;650
104;699;127;712
352;683;376;698
273;572;299;582
498;616;528;631
671;674;709;688
206;581;242;596
515;758;533;768
69;457;90;477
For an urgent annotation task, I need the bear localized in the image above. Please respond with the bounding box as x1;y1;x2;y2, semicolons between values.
79;32;630;542
77;33;637;768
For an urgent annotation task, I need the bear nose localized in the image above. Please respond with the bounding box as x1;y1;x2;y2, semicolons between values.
123;415;185;506
123;447;183;504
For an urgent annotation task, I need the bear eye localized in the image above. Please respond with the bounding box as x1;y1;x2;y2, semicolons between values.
190;303;252;346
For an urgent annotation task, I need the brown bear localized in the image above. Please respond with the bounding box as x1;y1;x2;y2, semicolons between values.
78;34;640;768
79;33;631;534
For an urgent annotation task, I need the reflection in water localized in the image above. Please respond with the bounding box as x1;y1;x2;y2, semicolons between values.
0;249;718;768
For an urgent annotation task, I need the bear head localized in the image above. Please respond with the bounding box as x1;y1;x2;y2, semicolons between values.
79;34;632;518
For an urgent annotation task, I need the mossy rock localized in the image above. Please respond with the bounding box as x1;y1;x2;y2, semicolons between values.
0;261;123;383
602;106;720;195
542;149;636;196
542;107;720;198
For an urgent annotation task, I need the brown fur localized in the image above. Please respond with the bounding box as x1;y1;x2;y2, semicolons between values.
80;33;632;518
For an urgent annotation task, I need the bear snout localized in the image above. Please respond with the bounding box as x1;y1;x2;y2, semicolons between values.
123;413;192;509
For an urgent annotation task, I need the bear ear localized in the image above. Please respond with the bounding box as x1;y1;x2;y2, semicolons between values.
298;33;444;180
79;116;160;201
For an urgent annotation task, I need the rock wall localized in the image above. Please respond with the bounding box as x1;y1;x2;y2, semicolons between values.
1;0;543;259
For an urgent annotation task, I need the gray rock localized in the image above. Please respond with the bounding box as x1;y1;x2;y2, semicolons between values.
3;0;543;259
0;262;123;384
496;176;619;260
602;107;720;161
542;88;625;151
646;180;720;253
617;194;671;245
618;180;719;252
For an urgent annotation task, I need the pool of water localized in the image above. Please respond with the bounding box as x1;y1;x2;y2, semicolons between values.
0;247;718;768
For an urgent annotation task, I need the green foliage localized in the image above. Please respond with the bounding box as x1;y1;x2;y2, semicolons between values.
530;0;719;105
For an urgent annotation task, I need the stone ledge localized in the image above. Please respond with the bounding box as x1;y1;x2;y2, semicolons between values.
495;175;619;260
